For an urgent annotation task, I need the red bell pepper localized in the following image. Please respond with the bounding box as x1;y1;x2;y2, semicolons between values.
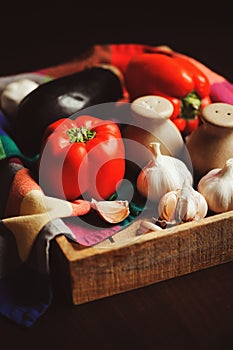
124;52;212;135
39;115;125;201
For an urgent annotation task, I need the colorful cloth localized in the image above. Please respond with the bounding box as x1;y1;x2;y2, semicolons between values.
0;44;233;327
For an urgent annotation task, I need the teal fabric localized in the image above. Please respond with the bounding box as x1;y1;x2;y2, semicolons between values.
0;109;146;327
0;111;38;165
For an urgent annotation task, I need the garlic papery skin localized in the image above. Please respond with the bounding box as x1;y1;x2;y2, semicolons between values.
91;199;130;223
137;219;163;235
197;158;233;213
136;142;193;202
158;182;208;223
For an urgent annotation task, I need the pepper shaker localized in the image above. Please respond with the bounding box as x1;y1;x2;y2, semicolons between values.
186;102;233;184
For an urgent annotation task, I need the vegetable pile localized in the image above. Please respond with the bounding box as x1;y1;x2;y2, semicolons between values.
2;47;233;228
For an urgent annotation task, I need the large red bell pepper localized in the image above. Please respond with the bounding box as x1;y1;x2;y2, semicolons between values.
39;115;125;201
124;52;212;135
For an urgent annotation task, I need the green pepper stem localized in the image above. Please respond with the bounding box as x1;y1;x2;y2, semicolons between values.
180;91;202;120
66;126;96;143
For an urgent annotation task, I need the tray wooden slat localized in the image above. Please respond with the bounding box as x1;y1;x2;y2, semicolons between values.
51;210;233;305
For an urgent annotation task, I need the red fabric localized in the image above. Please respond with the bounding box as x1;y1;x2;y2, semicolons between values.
39;43;233;106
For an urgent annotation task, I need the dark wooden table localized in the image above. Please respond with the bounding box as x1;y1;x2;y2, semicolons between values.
1;261;233;350
0;8;233;349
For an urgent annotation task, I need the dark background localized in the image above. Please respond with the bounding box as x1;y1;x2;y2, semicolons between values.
1;5;233;82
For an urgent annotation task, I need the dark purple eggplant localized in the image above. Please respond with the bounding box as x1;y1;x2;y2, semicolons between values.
12;65;123;156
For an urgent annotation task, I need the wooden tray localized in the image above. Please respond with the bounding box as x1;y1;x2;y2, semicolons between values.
23;46;233;304
50;210;233;305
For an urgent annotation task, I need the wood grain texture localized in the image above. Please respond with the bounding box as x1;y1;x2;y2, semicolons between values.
52;210;233;305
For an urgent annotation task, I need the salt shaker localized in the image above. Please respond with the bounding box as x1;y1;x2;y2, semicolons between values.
122;95;191;172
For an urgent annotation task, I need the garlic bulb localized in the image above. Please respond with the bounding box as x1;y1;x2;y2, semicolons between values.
197;158;233;213
136;142;193;202
91;199;130;223
158;181;208;223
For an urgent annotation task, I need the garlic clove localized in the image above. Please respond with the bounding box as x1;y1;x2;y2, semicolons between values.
175;185;197;222
91;198;130;223
137;219;163;235
158;190;177;221
1;78;39;117
194;191;209;220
